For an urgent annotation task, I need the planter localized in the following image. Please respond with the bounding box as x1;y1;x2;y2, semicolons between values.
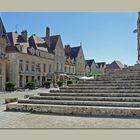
44;81;51;88
6;82;15;91
26;82;35;90
57;81;64;87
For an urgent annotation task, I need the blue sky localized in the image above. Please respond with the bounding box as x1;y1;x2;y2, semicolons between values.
0;12;138;65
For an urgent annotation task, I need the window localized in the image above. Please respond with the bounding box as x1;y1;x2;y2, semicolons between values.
56;63;59;72
69;66;70;73
39;52;41;56
49;64;51;73
19;75;23;87
19;60;23;71
61;64;63;72
31;76;34;82
25;61;29;71
36;63;41;72
73;67;75;74
26;76;29;83
44;64;46;72
0;63;1;75
31;62;35;71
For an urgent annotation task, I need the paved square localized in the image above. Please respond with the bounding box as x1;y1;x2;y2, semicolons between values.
1;88;140;128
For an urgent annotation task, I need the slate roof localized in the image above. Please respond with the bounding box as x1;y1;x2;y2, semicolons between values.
85;59;95;67
106;60;124;69
0;17;6;36
96;62;106;68
6;32;26;47
0;17;11;46
64;46;81;60
41;35;60;53
29;35;48;52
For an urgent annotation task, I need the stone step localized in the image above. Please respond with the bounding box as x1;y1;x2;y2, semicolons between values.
70;83;140;86
60;86;140;90
29;96;140;102
6;103;140;117
17;99;140;108
38;92;140;97
105;71;140;74
102;75;140;78
56;89;140;93
91;78;140;81
79;79;140;83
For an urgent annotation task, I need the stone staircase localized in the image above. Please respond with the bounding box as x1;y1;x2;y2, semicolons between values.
6;64;140;118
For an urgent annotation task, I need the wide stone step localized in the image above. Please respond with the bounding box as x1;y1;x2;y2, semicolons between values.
91;78;140;81
102;75;140;78
6;103;140;117
17;99;140;108
29;96;140;102
56;89;140;93
79;80;140;84
70;83;140;86
104;73;140;76
60;86;140;90
39;92;140;97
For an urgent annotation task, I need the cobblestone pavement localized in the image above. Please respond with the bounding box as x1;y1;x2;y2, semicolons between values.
1;88;140;128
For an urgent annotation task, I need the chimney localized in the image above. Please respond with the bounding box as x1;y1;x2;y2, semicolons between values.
65;45;71;55
21;30;28;42
46;27;50;48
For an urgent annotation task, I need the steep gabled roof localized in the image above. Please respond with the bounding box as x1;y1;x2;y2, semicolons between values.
70;46;81;59
49;35;60;52
6;32;26;46
0;17;6;36
107;60;124;69
29;35;48;52
96;62;106;68
0;17;11;46
30;35;60;53
85;59;95;67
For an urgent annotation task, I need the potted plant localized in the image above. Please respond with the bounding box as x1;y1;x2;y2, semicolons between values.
6;81;16;91
67;80;73;86
44;81;51;88
26;82;35;89
57;80;64;87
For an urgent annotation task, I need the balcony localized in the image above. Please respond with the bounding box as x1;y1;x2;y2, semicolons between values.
19;70;40;76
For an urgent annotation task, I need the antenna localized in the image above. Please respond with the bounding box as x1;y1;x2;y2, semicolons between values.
15;24;24;33
80;42;82;47
15;24;18;33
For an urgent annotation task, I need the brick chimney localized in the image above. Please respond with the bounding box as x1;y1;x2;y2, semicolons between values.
65;45;71;56
21;30;28;42
46;27;50;48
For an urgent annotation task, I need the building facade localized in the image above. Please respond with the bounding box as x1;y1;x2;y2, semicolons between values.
64;44;85;76
0;18;7;91
6;30;54;88
6;52;54;88
96;62;106;74
0;37;6;91
85;59;98;76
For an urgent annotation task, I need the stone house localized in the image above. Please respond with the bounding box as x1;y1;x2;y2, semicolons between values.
96;62;106;74
0;18;7;91
85;59;98;76
6;30;54;88
64;45;76;75
41;27;65;74
105;60;124;73
64;44;85;76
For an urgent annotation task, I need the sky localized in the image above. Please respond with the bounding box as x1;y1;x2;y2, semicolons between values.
0;12;138;66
